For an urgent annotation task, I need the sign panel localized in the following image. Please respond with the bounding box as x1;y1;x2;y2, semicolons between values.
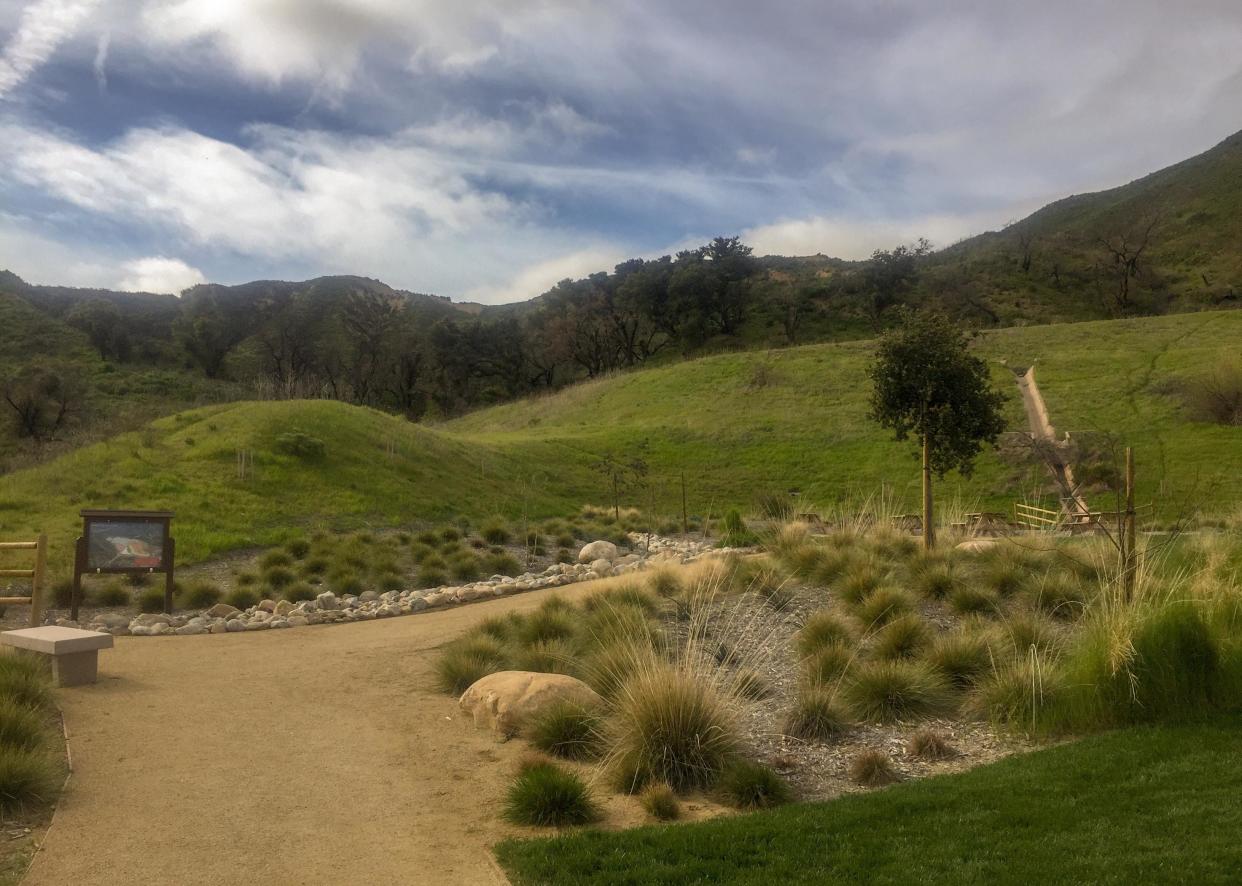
85;520;167;571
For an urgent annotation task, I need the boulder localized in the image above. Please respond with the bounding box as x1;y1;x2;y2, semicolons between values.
955;538;999;554
578;540;620;563
459;671;603;737
206;603;240;619
274;600;295;617
257;599;277;613
316;591;340;611
589;558;613;577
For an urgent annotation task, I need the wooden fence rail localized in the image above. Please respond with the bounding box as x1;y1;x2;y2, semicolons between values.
0;534;47;627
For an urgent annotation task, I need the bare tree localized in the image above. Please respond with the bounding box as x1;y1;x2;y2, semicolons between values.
1093;212;1160;313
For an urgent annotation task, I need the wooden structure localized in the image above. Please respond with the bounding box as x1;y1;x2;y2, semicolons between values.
1014;500;1151;533
0;534;47;628
72;509;175;620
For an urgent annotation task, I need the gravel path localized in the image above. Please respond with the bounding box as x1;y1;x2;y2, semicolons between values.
24;578;624;886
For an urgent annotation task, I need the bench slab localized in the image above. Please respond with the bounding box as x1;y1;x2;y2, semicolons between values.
2;627;113;687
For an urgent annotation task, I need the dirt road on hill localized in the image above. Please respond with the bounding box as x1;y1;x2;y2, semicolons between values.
23;577;646;886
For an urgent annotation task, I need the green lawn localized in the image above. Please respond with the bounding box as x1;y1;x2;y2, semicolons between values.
496;717;1242;885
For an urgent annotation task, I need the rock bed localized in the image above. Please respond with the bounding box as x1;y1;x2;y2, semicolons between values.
68;534;715;638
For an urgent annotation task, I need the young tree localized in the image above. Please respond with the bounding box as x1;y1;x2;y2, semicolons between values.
593;446;650;521
867;310;1006;548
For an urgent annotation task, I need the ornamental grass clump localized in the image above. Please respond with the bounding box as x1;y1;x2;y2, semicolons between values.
1031;572;1091;620
907;727;958;760
606;661;740;793
717;759;792;810
0;698;45;752
184;581;222;609
511;639;577;675
871;613;932;660
854;586;916;628
137;588;165;614
782;687;851;741
796;611;854;658
94;582;131;607
949;584;999;616
525;700;604;760
435;636;508;695
843;660;954;723
0;746;59;816
638;782;681;821
283;582;317;603
0;657;50;713
974;650;1062;733
803;642;856;687
503;759;600;827
911;561;958;600
849;748;898;786
925;628;993;689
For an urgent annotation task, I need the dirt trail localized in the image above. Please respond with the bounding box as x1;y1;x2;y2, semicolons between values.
23;577;639;886
1015;366;1090;517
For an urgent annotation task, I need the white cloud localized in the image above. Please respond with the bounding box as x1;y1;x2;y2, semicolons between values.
464;246;626;304
0;0;99;97
115;256;206;294
91;29;107;91
742;210;1028;261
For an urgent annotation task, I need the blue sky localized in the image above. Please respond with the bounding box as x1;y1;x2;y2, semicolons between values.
1;1;1240;302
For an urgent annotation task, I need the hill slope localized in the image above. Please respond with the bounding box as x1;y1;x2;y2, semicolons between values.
1;311;1237;575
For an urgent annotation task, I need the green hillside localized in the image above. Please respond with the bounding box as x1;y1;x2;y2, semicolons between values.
0;310;1236;575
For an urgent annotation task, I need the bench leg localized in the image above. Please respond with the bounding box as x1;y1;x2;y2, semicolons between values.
52;650;99;687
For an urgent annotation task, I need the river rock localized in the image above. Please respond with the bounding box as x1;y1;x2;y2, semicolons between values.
578;540;619;563
206;603;240;619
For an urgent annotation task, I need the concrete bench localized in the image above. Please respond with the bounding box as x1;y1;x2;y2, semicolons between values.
1;626;113;687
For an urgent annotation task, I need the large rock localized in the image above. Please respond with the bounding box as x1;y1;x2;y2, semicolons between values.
956;538;999;554
206;603;240;619
578;540;619;563
589;558;613;578
459;671;603;738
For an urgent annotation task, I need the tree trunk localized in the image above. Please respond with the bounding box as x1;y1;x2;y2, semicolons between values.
922;434;935;549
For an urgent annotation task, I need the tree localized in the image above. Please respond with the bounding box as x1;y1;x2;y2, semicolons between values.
861;238;931;330
1093;212;1160;314
867;310;1006;548
593;445;649;521
2;364;81;441
66;298;124;361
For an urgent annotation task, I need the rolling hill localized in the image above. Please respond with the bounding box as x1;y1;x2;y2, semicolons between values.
0;310;1237;575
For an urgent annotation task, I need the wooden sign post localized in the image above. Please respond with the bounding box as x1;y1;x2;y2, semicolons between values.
71;510;175;621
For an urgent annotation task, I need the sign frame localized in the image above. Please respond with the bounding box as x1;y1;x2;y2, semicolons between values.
71;509;176;620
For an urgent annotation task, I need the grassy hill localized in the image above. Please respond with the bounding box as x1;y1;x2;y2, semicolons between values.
0;310;1236;575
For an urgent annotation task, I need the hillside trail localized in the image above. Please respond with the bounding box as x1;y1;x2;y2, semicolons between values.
21;573;665;886
1014;366;1091;518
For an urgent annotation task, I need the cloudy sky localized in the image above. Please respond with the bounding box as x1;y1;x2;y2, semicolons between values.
1;1;1240;301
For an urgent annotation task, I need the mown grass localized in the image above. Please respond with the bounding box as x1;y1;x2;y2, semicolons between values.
496;716;1242;885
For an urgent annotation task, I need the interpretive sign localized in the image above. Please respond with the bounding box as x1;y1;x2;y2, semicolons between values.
72;510;175;620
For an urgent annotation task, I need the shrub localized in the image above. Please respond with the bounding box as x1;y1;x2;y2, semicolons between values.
783;687;850;741
849;748;898;786
1181;360;1242;425
0;657;52;710
925;629;992;688
503;760;600;827
439;541;463;558
51;578;74;608
416;529;438;545
137;588;165;614
184;581;222;609
912;562;957;600
908;728;957;760
283;582;317;603
872;614;931;660
756;491;796;522
125;572;149;588
302;557;330;576
0;698;45;752
843;660;954;723
273;430;326;460
1031;572;1090;619
225;588;259;611
285;538;310;559
525;700;603;760
717;760;792;810
332;572;364;596
481;520;512;545
607;663;740;792
484;552;522;577
949;584;999;616
0;747;59;815
377;572;404;592
440;526;461;542
435;637;507;694
236;571;258;587
261;550;293;569
449;555;479;581
417;568;448;589
262;566;297;591
975;652;1061;731
720;509;759;547
555;533;576;549
804;642;856;687
854;586;916;628
94;582;131;607
638;782;681;821
1056;602;1220;730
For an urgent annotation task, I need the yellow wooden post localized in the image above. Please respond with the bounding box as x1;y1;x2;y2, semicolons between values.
28;533;47;627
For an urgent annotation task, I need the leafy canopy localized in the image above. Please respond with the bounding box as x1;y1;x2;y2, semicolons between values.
867;310;1006;477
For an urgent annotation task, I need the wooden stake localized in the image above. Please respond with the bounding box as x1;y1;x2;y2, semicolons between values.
681;472;689;535
922;434;935;549
1123;447;1136;598
29;533;46;628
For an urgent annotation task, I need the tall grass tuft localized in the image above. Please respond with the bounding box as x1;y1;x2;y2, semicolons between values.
783;688;851;741
796;611;854;658
716;759;792;809
854;586;916;628
871;613;932;660
925;628;992;689
843;660;954;723
848;748;898;786
525;701;604;760
0;747;60;815
606;661;740;793
434;636;508;694
0;699;45;752
503;759;600;827
638;782;681;821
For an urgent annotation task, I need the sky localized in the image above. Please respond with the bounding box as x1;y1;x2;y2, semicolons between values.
1;2;1240;302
